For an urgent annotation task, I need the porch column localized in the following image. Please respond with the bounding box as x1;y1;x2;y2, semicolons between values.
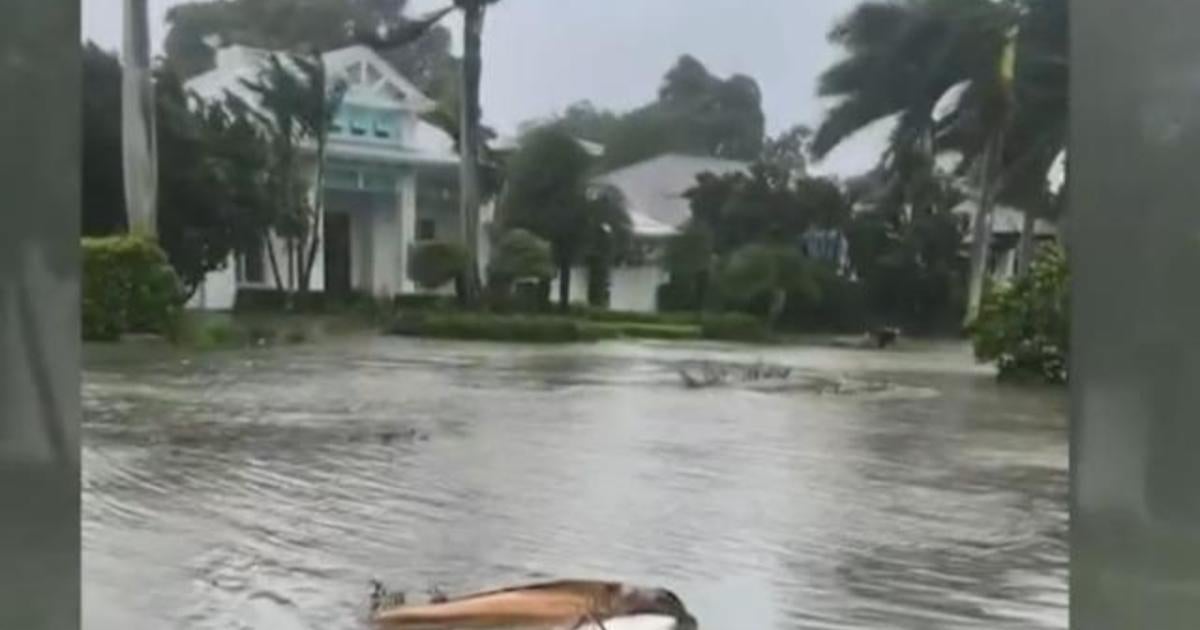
371;198;398;298
396;169;417;294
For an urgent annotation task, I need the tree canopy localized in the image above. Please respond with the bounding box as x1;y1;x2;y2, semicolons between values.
533;55;767;171
163;0;458;97
499;127;631;308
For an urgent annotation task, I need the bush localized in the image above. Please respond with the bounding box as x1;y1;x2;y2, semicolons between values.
82;235;182;341
572;306;699;326
779;266;870;333
700;312;769;342
970;245;1069;384
489;229;554;282
409;240;469;291
657;280;703;312
393;293;454;311
390;312;598;343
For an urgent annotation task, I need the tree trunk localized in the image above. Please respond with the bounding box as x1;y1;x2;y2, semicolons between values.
122;0;157;237
767;287;787;332
558;263;571;312
300;154;325;294
265;235;285;293
458;2;487;306
1016;208;1038;277
964;133;1004;326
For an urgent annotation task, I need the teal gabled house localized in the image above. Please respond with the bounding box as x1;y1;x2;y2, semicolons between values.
185;44;484;309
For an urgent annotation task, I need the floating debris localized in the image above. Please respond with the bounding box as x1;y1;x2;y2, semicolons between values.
369;579;697;630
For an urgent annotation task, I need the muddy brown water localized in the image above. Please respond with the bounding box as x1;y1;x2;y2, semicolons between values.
83;337;1067;630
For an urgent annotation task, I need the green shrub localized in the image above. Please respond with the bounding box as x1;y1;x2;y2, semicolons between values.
779;266;870;333
389;312;597;343
657;280;703;312
573;306;699;327
392;293;453;311
82;235;182;341
970;245;1069;384
585;321;701;340
409;241;469;291
489;229;554;282
700;312;769;342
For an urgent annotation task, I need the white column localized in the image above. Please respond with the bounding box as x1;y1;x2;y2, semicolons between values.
397;169;418;294
372;196;398;298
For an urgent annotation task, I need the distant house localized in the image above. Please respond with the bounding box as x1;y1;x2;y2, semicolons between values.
548;153;752;312
187;44;479;310
845;168;1059;283
952;200;1058;281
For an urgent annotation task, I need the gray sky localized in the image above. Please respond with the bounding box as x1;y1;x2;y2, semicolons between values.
82;0;889;176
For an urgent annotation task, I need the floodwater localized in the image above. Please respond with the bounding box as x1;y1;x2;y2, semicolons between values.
82;337;1068;630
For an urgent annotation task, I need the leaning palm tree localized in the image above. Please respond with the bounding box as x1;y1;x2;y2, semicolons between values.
237;52;348;297
122;0;158;236
358;1;503;306
812;0;1021;325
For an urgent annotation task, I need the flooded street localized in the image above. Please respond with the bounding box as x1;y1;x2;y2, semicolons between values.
82;337;1067;630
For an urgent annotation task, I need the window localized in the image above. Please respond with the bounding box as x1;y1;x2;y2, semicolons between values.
373;119;391;139
349;119;367;136
417;218;436;241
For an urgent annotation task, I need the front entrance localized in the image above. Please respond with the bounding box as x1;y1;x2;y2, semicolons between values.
324;212;352;299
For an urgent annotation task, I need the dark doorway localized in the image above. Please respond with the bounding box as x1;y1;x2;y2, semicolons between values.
324;212;352;299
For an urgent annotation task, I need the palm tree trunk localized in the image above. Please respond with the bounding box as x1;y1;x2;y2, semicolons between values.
964;133;1004;326
300;152;326;294
265;236;285;293
458;2;487;305
121;0;157;237
558;263;572;311
1016;208;1037;276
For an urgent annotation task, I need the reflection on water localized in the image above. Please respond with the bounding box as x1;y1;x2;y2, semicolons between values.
82;338;1067;630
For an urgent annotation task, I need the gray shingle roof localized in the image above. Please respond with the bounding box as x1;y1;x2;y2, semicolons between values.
594;153;750;237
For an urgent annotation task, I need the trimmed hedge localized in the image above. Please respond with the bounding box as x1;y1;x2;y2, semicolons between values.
82;235;182;341
700;313;769;342
387;311;705;343
390;312;599;343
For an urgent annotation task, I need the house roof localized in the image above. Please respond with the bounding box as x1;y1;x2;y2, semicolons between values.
185;44;456;164
594;153;750;237
492;134;605;157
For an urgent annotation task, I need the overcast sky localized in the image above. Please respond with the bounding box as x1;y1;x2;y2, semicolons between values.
82;0;889;176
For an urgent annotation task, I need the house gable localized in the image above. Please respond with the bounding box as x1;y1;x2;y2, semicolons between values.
321;45;436;113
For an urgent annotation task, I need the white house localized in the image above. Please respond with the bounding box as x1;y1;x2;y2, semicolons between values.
539;153;751;312
187;44;483;310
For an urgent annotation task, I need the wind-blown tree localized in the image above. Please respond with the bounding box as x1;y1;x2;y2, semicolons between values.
499;128;632;311
720;244;821;331
812;0;1022;325
533;56;767;172
83;43;127;236
359;0;503;305
154;69;237;298
83;44;271;297
581;185;633;307
663;220;716;311
123;0;158;236
761;124;813;184
238;52;347;297
163;0;458;96
1001;0;1068;275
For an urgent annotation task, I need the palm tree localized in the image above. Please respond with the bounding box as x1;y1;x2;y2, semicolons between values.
812;0;1022;325
359;1;503;306
499;128;631;311
122;0;158;236
238;52;348;296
